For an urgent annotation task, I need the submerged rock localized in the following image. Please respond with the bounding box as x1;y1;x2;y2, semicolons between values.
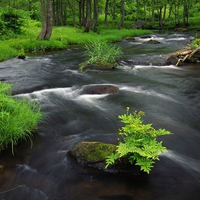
83;64;116;71
166;55;179;65
145;39;160;44
82;85;119;95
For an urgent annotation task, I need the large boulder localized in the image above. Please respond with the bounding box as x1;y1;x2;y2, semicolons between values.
82;85;119;95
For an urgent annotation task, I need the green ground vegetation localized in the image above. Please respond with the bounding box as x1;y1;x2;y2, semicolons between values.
0;20;152;62
0;7;152;62
0;81;43;154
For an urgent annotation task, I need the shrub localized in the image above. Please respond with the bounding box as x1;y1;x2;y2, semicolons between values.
79;40;122;71
0;81;43;154
2;12;23;34
0;8;25;40
106;107;171;174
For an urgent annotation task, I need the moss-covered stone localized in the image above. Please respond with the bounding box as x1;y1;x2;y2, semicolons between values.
68;141;143;175
69;141;116;165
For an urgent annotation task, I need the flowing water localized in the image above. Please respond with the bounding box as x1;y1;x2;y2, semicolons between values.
0;32;200;200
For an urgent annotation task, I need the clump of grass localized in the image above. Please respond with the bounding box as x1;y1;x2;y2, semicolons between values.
0;44;18;61
0;81;43;154
80;40;122;71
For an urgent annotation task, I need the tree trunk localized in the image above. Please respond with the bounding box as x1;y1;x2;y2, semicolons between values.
84;0;91;32
78;0;82;26
38;0;47;39
93;0;98;30
151;0;155;25
62;1;67;25
80;0;86;26
183;3;189;26
104;0;109;27
143;1;147;21
135;0;139;21
53;0;66;26
118;0;125;29
174;3;181;27
37;0;53;40
44;0;53;39
166;4;173;22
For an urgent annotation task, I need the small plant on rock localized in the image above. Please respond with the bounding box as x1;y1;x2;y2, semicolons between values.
79;40;122;71
106;107;171;174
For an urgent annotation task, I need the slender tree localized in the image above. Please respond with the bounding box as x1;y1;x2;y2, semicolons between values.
37;0;53;40
93;0;98;30
104;0;109;27
118;0;125;29
84;0;91;32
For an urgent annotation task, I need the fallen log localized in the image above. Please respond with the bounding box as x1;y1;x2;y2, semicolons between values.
167;47;200;66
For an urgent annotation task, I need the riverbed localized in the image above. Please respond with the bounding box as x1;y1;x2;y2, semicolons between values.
0;32;200;200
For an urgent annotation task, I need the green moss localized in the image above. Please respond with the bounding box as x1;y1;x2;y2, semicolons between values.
70;141;116;164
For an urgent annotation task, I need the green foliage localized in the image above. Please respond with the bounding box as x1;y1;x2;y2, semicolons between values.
0;44;18;62
106;107;171;174
80;40;122;71
0;8;25;40
2;12;23;34
0;81;43;154
192;38;200;49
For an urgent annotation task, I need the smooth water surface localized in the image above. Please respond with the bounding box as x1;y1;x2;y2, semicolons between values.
0;33;200;200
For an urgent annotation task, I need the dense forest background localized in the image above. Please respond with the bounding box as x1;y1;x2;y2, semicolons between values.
0;0;200;61
0;0;200;39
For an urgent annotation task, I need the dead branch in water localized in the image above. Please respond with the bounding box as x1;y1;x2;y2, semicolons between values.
170;47;200;66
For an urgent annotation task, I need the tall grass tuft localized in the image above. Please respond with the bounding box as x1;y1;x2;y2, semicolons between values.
80;40;122;71
0;81;43;154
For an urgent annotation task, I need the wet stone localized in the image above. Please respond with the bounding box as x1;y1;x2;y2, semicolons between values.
82;84;119;95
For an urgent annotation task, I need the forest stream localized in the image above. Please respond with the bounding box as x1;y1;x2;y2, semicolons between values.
0;32;200;200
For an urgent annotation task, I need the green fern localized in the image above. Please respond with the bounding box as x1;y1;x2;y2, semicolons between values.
106;107;171;173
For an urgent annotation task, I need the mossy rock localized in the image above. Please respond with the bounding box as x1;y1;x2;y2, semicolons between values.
69;141;142;175
69;141;116;165
80;61;119;71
